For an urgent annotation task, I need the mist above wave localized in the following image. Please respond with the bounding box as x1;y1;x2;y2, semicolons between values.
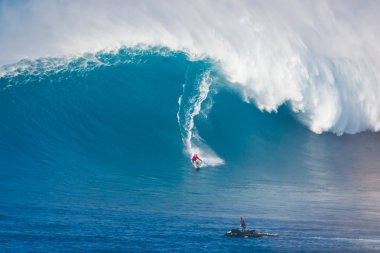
1;0;380;134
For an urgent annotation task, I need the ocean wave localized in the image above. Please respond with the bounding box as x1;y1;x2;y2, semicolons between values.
1;1;380;134
0;48;231;168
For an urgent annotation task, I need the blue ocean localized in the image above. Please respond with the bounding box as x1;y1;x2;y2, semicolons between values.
1;1;380;252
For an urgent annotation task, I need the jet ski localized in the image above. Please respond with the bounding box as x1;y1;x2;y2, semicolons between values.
224;229;277;238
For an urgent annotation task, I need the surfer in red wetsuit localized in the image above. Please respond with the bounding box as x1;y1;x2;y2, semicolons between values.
191;154;202;169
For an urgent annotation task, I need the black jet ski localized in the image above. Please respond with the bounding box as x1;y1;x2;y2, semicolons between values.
224;229;277;238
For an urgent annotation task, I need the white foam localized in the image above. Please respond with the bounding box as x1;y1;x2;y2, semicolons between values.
1;0;380;134
177;71;224;166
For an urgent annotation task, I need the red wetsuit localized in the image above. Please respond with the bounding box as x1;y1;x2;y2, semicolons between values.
191;155;198;161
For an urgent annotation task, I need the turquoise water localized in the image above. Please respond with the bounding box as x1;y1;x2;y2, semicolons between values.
1;49;380;252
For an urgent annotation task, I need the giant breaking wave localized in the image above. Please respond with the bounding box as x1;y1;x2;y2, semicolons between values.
1;0;380;135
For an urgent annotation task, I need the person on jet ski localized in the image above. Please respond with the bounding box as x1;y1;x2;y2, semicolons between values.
240;217;246;232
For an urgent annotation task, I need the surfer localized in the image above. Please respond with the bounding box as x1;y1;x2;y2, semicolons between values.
240;217;246;232
191;154;202;169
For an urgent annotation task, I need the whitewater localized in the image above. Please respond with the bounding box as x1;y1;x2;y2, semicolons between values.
1;0;380;135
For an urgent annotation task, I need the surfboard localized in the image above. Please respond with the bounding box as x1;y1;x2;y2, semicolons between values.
193;160;203;169
193;161;200;169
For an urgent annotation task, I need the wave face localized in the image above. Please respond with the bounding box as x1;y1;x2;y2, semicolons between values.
0;48;232;170
0;49;201;171
1;49;237;179
1;0;380;134
2;47;379;171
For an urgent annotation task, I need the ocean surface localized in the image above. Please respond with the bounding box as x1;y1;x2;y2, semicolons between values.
2;1;380;252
